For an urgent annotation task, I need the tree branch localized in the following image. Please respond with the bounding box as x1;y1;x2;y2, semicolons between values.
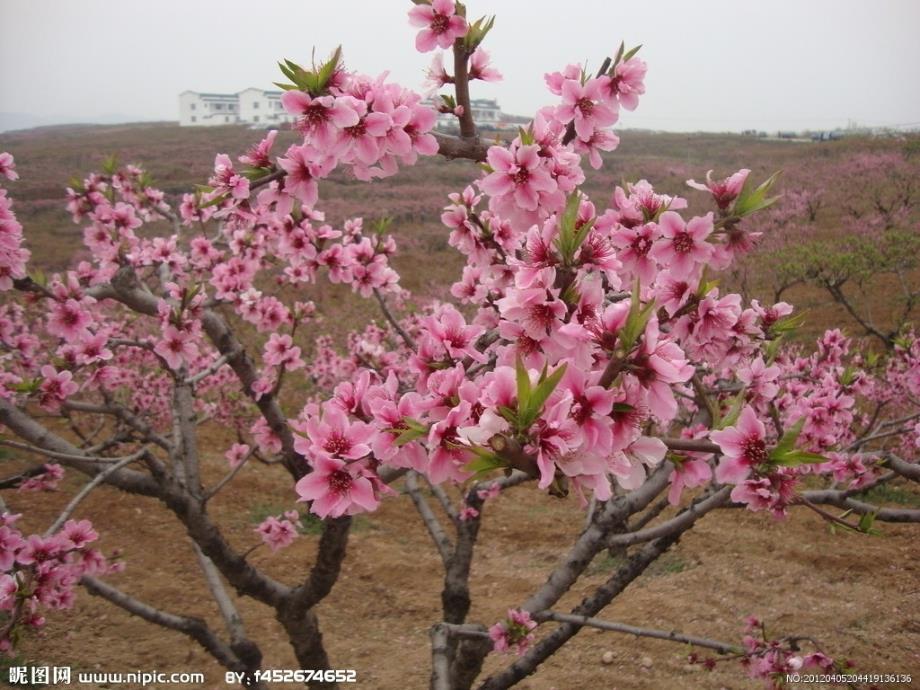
81;575;243;672
406;471;453;564
45;452;146;536
373;288;415;350
535;611;740;655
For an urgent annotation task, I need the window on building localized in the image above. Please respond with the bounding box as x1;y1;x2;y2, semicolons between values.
225;116;229;122
253;116;260;123
191;116;197;123
190;103;196;110
253;101;260;109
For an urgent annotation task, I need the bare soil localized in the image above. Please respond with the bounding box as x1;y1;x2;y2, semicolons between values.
6;441;919;690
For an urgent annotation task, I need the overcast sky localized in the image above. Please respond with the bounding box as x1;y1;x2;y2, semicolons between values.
2;0;919;132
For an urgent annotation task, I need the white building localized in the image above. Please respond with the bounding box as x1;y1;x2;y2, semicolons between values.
178;91;241;127
469;99;501;128
178;89;295;127
237;88;293;127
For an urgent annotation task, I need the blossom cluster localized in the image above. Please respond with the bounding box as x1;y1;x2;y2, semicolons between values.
0;512;120;652
0;154;30;291
255;511;300;552
488;608;537;655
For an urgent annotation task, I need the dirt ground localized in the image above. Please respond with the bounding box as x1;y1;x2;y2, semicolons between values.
1;124;917;689
5;441;919;690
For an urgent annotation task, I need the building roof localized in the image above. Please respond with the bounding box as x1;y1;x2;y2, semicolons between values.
181;89;284;100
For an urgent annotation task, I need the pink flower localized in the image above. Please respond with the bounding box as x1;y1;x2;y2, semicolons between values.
687;169;750;210
295;403;375;462
154;325;199;371
555;77;618;141
606;56;647;111
609;435;666;490
457;504;480;521
469;48;502;82
730;472;796;517
281;92;360;149
46;299;93;342
480;144;556;212
59;519;98;549
739;356;781;403
649;211;714;279
278;145;333;207
295;455;379;518
38;368;78;412
263;333;305;371
424;305;485;362
238;130;278;169
408;0;468;53
667;457;713;505
710;406;769;484
427;403;474;484
423;52;451;93
607;222;658;285
489;609;537;655
0;153;18;181
255;515;298;552
224;443;251;468
209;154;249;200
0;573;17;609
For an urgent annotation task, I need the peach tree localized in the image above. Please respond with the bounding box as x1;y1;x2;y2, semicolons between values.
1;2;918;688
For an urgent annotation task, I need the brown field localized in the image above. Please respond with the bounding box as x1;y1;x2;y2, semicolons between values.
1;123;918;689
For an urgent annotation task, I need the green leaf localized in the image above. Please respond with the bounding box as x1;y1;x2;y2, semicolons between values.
769;311;806;335
464;15;495;51
772;449;828;466
763;337;784;364
716;388;746;430
610;41;625;71
463;451;505;476
517;126;535;146
278;61;298;82
515;356;531;417
29;269;47;287
554;192;595;266
528;363;568;423
733;171;782;217
839;365;858;387
199;191;228;209
392;418;428;446
621;44;643;62
497;405;518;425
514;358;567;431
12;379;39;394
315;46;342;92
772;417;805;458
102;154;118;175
857;512;878;535
618;279;656;352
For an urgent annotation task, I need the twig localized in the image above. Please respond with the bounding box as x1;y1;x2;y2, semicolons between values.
605;486;731;548
406;471;453;563
204;449;254;502
185;354;230;385
452;36;476;139
45;451;146;536
424;476;458;522
373;288;415;350
535;611;741;655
